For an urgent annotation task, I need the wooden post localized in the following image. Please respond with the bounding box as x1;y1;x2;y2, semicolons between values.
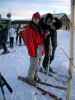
66;0;75;100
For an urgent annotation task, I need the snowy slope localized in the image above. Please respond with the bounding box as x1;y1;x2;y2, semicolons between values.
0;30;75;100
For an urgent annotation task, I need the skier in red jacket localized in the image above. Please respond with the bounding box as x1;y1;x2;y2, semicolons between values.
21;12;44;83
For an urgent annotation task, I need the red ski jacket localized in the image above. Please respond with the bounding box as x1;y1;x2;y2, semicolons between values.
21;25;44;57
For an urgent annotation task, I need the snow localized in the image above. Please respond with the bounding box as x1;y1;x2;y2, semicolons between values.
0;30;75;100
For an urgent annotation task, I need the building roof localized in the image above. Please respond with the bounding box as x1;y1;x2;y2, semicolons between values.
11;20;30;24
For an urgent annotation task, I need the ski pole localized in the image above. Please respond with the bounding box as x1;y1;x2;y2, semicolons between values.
1;87;6;100
0;73;13;93
46;37;52;81
59;46;75;68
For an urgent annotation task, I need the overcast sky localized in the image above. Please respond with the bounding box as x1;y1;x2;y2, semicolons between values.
0;0;71;19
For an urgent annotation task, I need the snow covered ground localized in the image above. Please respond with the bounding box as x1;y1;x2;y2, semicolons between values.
0;30;75;100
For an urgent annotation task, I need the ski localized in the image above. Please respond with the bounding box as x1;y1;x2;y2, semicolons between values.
18;76;62;100
50;71;69;79
0;73;13;100
40;68;68;79
18;76;67;90
39;68;68;84
0;73;13;93
36;80;67;90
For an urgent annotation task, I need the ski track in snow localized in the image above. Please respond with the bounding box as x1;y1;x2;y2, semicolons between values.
0;30;75;100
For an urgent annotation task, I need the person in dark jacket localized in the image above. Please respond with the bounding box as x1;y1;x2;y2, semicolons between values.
0;22;9;54
39;13;62;72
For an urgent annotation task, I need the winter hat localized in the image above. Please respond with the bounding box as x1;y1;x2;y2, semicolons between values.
44;13;53;23
32;12;41;20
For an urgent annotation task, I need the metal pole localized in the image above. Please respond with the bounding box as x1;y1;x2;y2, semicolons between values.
66;0;75;100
